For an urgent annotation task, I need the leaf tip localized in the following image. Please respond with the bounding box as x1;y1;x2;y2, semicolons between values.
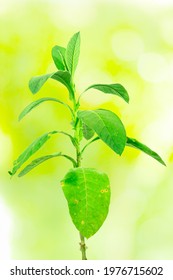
76;31;80;36
118;150;124;156
8;170;13;177
18;114;22;122
160;159;166;166
28;77;37;94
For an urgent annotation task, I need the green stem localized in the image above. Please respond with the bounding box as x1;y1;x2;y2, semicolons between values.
72;86;88;260
76;140;87;260
76;128;87;260
79;233;87;260
81;137;100;155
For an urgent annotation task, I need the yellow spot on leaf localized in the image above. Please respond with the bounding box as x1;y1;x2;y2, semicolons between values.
81;220;85;225
100;189;109;193
74;199;79;204
60;182;64;187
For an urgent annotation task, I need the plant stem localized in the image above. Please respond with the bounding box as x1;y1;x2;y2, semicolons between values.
76;140;87;260
76;128;88;260
72;88;88;260
79;232;87;260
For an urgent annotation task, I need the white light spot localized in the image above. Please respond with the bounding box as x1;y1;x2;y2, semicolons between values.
161;18;173;46
53;0;96;27
112;30;144;61
138;53;168;83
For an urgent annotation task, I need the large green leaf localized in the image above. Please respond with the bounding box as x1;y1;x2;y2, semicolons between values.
9;131;58;176
61;168;110;238
18;153;62;177
78;109;126;155
29;73;54;94
126;137;166;166
85;83;129;103
51;71;74;100
18;97;73;121
65;32;80;77
82;122;95;140
52;45;66;71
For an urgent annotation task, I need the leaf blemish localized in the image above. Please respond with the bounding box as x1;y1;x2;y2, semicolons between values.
74;199;79;204
100;189;108;193
81;220;85;225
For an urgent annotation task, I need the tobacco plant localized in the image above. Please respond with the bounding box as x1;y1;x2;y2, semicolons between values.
9;32;165;260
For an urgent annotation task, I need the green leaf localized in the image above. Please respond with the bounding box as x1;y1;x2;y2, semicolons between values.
126;137;166;166
82;122;95;140
9;131;57;176
52;45;66;71
29;73;54;94
61;167;110;238
18;97;73;121
9;130;76;177
78;109;126;155
85;83;129;103
65;32;80;77
29;71;73;100
51;71;74;100
18;153;62;177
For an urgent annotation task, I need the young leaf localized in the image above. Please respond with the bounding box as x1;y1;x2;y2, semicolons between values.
126;137;166;166
52;45;67;71
61;167;110;238
18;97;73;121
29;71;73;100
9;131;58;176
85;84;129;103
29;73;54;94
65;32;80;77
82;122;95;140
51;71;74;100
18;153;62;177
78;109;126;155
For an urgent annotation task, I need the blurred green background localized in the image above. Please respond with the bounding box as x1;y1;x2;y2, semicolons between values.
0;0;173;260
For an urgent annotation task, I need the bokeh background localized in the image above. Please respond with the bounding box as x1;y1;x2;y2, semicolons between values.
0;0;173;260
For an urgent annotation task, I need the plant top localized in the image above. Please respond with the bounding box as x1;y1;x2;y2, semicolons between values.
9;32;165;259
